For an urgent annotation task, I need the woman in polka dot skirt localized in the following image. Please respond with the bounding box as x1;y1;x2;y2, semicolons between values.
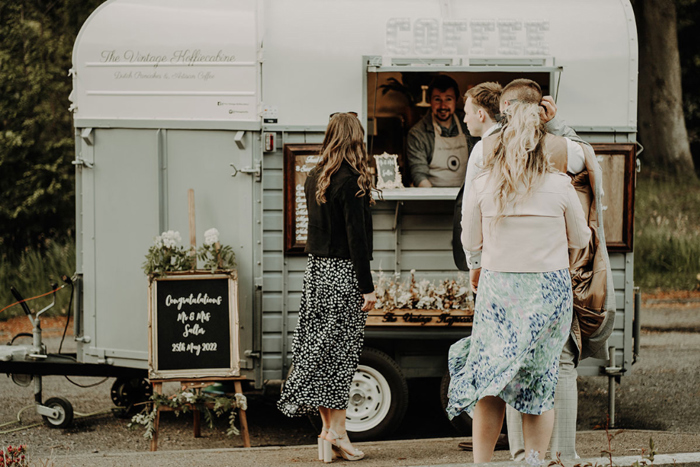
278;113;377;462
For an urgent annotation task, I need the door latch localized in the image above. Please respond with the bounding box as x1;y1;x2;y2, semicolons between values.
72;158;94;169
230;162;261;182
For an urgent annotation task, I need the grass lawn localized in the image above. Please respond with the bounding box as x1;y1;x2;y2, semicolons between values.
634;174;700;291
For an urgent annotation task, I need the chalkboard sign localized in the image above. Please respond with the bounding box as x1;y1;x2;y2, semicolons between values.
284;144;322;253
148;272;239;380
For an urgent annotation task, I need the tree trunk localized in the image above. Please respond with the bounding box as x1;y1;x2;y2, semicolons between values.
635;0;696;179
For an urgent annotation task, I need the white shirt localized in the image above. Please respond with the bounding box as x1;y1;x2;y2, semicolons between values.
462;128;586;269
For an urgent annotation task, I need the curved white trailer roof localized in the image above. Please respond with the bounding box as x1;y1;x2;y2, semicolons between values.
72;0;260;128
73;0;636;130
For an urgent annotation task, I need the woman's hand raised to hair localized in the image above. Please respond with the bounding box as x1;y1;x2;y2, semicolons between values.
539;96;557;123
361;292;377;311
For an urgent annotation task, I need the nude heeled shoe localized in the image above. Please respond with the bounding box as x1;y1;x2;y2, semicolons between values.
322;438;333;463
327;429;365;461
318;427;331;461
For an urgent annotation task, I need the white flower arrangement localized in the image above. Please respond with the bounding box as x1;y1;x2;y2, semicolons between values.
142;230;195;277
198;227;236;272
203;228;219;246
372;269;473;312
142;227;236;276
160;230;182;249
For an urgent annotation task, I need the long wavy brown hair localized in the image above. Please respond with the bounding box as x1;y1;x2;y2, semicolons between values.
314;113;375;205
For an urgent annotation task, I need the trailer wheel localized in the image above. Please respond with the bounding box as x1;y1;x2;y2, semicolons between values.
439;371;472;435
43;397;74;428
346;348;408;441
111;377;153;418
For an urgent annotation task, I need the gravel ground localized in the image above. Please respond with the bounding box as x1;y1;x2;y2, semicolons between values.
0;303;698;461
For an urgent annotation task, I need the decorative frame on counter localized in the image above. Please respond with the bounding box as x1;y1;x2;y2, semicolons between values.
284;144;322;254
374;153;403;189
591;143;636;252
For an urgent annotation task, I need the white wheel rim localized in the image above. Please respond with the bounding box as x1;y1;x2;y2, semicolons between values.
48;404;66;425
345;364;391;433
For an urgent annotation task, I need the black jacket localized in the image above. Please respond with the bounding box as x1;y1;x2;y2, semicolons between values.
304;163;374;294
452;183;469;271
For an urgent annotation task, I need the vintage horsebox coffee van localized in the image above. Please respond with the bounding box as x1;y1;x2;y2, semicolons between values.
2;0;641;439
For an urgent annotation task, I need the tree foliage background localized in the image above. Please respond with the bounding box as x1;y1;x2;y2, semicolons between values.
677;0;700;171
0;0;699;263
0;1;103;262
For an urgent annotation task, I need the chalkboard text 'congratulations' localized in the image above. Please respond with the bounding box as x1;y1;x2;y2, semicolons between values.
165;293;223;310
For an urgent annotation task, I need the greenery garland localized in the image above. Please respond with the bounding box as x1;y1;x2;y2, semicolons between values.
128;389;248;439
142;228;236;277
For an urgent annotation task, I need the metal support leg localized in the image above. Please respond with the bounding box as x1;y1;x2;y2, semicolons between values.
633;287;641;364
608;346;616;428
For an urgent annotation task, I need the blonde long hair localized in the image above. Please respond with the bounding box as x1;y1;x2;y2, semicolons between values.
315;113;375;205
482;100;554;222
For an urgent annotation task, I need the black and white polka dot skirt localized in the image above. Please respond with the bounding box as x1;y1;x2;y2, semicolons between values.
278;254;368;417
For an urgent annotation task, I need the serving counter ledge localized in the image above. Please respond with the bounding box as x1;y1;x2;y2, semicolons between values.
376;187;460;201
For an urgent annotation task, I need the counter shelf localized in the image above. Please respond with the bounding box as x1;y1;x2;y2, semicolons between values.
376;187;460;201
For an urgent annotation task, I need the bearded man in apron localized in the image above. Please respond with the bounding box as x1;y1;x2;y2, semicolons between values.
407;75;477;187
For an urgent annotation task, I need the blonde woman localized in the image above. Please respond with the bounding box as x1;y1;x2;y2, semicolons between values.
447;80;591;465
278;113;376;463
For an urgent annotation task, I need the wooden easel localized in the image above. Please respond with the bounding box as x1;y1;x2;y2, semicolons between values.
149;377;251;451
148;190;250;451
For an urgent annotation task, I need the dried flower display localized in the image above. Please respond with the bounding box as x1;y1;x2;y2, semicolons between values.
372;270;474;311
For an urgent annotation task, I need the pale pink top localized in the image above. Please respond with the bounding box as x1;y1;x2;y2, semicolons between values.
461;172;591;273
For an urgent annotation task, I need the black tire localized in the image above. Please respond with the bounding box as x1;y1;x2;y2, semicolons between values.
346;347;408;441
439;371;507;436
110;377;153;418
439;371;473;435
42;397;74;428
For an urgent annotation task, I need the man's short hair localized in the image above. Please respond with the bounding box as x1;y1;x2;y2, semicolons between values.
465;82;502;120
500;79;542;105
428;75;460;100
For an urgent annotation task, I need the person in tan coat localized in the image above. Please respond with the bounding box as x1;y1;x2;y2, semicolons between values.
447;79;592;464
453;79;615;461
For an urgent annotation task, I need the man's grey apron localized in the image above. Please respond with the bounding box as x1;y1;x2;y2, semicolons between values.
427;115;469;187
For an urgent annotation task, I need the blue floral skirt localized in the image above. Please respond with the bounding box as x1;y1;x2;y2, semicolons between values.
446;268;572;418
